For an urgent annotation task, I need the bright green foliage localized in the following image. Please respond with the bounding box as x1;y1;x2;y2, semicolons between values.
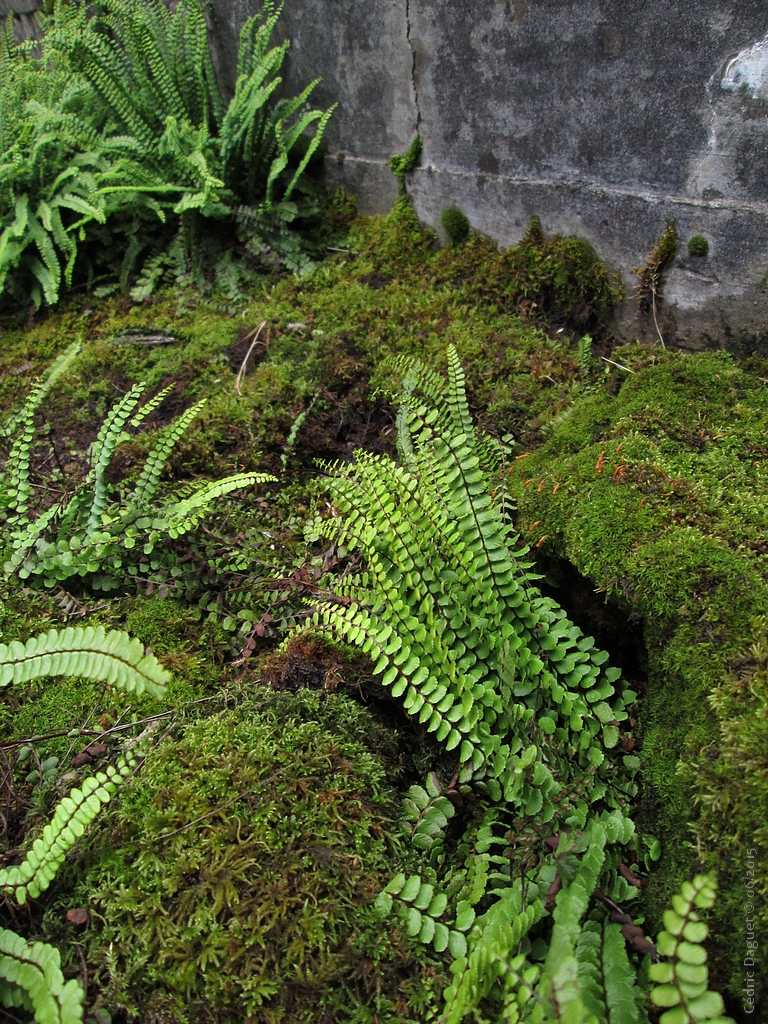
0;341;80;520
430;821;729;1024
401;775;456;854
304;345;637;811
0;621;166;1022
0;928;84;1024
535;814;642;1024
441;207;470;246
0;354;276;589
440;881;544;1024
0;624;169;696
0;0;335;306
575;914;641;1024
378;871;465;955
389;137;422;192
649;875;732;1024
0;739;147;905
431;814;644;1024
0;5;108;309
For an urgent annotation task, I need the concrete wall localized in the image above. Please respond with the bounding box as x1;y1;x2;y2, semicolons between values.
209;0;768;351
9;1;768;349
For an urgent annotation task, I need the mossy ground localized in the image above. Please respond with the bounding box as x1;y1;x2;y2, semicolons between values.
0;199;764;1019
41;688;444;1024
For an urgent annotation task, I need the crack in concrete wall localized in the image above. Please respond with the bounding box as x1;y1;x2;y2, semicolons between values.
405;0;423;135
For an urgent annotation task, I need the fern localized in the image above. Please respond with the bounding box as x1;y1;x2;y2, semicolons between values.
1;0;335;306
0;928;84;1024
0;621;167;1022
299;348;688;1023
0;624;170;696
153;471;274;541
84;380;146;537
649;875;733;1024
0;738;149;905
0;341;80;519
129;396;206;507
440;883;544;1024
576;913;642;1024
537;813;642;1024
1;363;276;589
303;345;637;811
0;8;114;308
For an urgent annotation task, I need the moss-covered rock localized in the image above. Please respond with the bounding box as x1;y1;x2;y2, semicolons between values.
510;345;768;1006
44;688;437;1023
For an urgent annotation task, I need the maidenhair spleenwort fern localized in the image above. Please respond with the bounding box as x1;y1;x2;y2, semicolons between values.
0;624;169;697
649;875;732;1024
0;623;169;1022
298;347;733;1023
0;350;276;589
0;736;149;906
305;345;637;805
0;929;84;1024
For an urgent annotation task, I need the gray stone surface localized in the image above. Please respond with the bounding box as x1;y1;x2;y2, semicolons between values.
274;0;768;351
9;0;768;348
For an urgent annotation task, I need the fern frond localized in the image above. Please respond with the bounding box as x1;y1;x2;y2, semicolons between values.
445;344;475;443
85;381;146;536
441;883;544;1024
0;740;146;905
537;821;609;1022
576;913;644;1024
4;501;62;578
155;471;277;539
128;382;175;431
649;875;734;1024
0;624;170;696
129;397;204;507
0;928;84;1024
0;341;80;519
281;101;337;202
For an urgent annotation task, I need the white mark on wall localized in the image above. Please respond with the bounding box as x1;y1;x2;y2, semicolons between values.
721;33;768;99
687;30;768;201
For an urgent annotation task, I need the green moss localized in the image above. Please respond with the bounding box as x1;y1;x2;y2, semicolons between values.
427;215;622;332
634;219;677;312
440;208;470;246
389;137;422;192
687;234;709;258
509;346;768;1003
45;689;439;1023
680;617;768;999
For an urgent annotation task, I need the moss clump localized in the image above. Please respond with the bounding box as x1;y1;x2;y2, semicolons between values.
47;689;435;1023
687;234;709;258
491;218;622;328
440;207;470;246
389;137;422;193
509;346;768;1006
634;219;677;312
